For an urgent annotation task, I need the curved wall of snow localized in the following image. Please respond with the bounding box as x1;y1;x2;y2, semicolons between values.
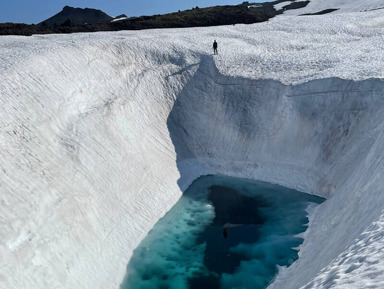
168;56;384;288
2;23;384;289
0;37;190;289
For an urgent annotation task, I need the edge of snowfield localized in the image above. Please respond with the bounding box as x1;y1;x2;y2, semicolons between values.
283;0;384;15
2;10;384;289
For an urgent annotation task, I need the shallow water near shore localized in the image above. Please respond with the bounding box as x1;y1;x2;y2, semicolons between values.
120;175;325;289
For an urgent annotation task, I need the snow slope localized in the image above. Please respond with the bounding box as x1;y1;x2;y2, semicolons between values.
2;8;384;289
283;0;384;15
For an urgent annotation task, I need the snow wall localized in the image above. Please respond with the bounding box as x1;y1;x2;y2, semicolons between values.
2;13;384;289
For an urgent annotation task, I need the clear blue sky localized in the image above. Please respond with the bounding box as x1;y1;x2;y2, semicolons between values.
0;0;264;24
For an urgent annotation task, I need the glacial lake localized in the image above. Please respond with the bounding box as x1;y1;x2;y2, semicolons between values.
120;175;325;289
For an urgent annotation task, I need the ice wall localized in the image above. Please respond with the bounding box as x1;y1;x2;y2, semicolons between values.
0;35;190;289
168;56;384;288
2;9;384;289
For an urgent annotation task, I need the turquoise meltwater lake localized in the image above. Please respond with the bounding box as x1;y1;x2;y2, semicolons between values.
120;175;325;289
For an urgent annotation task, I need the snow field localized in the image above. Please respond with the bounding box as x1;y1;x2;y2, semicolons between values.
274;1;293;11
2;8;384;289
283;0;384;15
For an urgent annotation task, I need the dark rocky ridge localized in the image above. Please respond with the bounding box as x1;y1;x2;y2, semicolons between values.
40;6;113;26
0;1;310;36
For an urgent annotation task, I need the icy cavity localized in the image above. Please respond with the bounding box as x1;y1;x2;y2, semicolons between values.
121;175;324;289
2;9;384;289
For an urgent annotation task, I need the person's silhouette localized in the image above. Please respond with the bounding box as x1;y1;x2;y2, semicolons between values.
223;228;228;239
213;40;218;55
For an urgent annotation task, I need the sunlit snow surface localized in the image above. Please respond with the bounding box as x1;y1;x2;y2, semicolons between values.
121;176;324;289
283;0;384;15
3;6;384;289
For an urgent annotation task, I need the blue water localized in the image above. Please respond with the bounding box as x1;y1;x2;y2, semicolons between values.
120;175;325;289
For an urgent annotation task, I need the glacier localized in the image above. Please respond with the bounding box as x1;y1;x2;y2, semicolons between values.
2;6;384;289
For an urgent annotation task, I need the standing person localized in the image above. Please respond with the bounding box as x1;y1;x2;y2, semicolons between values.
213;40;218;55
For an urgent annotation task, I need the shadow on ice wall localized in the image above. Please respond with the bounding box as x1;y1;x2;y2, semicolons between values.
166;54;384;288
